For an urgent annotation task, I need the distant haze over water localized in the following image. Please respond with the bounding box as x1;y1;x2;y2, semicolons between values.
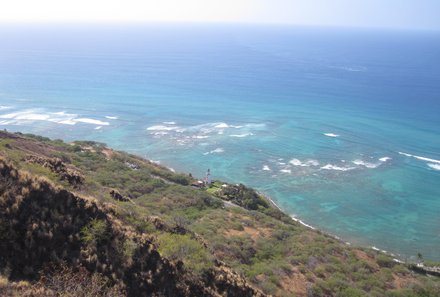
1;24;439;260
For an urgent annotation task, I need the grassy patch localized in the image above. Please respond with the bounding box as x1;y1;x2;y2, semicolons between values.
157;233;214;274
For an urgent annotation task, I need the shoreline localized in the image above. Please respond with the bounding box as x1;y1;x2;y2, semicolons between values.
257;190;316;230
256;190;408;263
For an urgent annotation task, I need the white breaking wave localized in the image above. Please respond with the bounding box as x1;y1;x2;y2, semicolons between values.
262;165;271;171
203;148;224;155
105;116;118;120
427;163;440;171
0;109;109;126
151;131;169;136
307;160;320;166
412;155;440;164
203;122;263;131
75;118;110;126
399;152;440;165
95;126;102;130
371;246;388;253
192;135;209;139
352;159;380;169
289;159;302;166
379;157;391;162
398;152;412;157
289;158;319;167
214;123;229;128
149;121;266;139
147;125;183;132
324;133;340;138
280;169;291;174
230;133;254;138
291;217;316;230
320;164;355;171
187;122;224;134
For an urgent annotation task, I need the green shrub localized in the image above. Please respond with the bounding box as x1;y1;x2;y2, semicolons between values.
0;139;13;149
123;238;138;259
376;254;396;268
80;219;110;244
340;287;365;297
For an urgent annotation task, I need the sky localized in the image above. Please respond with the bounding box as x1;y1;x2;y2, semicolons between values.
0;0;439;30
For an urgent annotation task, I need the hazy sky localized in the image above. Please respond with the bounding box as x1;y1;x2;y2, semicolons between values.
1;0;439;30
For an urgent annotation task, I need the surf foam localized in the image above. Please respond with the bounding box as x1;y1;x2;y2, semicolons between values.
203;148;224;155
289;158;319;167
76;118;110;126
147;125;182;131
320;164;355;171
230;133;254;138
379;157;391;162
214;123;229;128
352;159;380;169
0;109;109;126
428;163;440;171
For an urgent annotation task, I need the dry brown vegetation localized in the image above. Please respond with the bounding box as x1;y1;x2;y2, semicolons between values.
0;156;264;296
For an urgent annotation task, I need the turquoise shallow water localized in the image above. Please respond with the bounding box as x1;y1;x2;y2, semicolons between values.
0;24;439;260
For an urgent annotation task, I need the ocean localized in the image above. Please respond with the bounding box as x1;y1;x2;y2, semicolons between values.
0;24;439;261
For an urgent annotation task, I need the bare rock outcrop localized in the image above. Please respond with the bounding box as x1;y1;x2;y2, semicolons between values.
109;189;130;202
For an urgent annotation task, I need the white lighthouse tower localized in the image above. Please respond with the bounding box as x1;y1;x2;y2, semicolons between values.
205;168;212;185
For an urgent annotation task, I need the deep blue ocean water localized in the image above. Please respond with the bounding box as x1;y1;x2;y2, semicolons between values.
0;24;439;260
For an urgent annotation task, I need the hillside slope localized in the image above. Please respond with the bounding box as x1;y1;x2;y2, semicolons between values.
0;131;439;296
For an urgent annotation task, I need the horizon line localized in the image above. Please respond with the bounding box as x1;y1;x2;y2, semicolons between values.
0;20;438;33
